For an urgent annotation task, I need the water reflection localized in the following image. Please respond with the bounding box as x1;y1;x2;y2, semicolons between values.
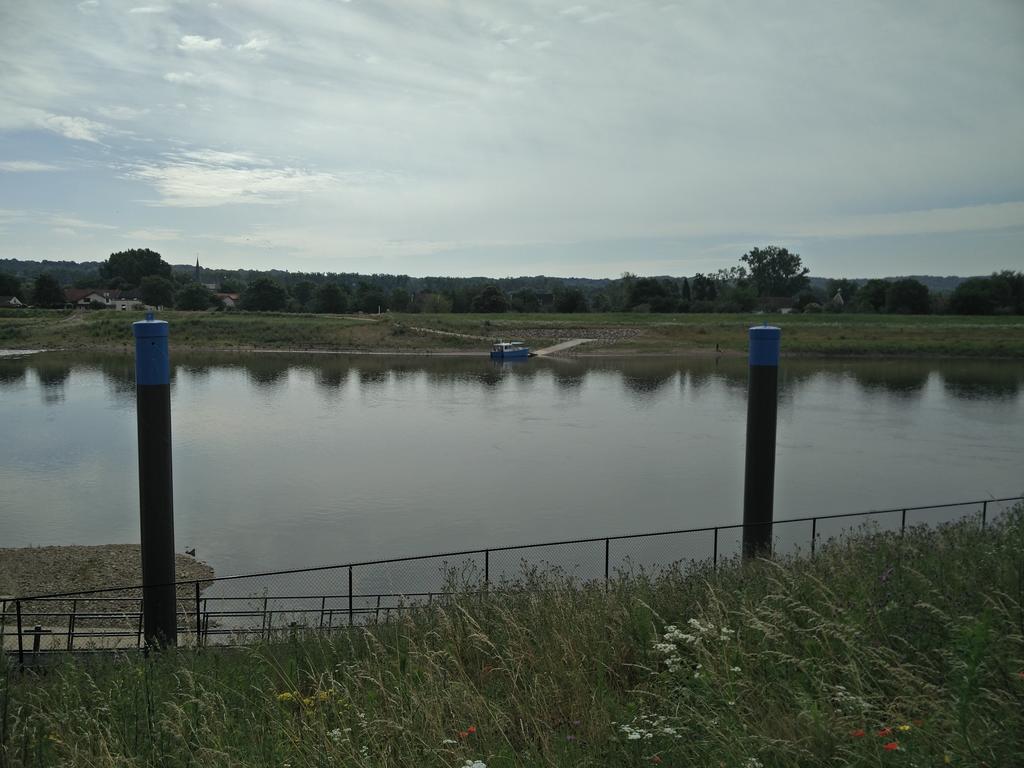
34;360;72;405
941;362;1022;401
246;358;291;391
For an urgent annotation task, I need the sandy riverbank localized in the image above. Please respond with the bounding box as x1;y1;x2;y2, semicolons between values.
0;544;214;599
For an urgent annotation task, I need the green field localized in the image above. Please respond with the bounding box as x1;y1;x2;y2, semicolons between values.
1;309;1023;357
3;510;1023;766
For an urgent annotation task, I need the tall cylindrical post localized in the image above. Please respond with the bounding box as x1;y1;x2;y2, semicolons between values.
742;325;781;558
134;314;177;646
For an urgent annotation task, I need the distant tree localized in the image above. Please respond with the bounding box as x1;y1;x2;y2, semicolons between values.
140;275;175;307
884;278;930;314
627;277;669;310
389;288;412;313
0;271;22;300
691;273;717;301
418;292;452;313
314;283;348;314
354;282;388;313
740;246;810;297
680;277;691;303
591;292;611;312
855;279;889;312
292;280;316;308
219;278;244;293
241;277;288;311
175;282;214;311
509;289;540;313
948;277;997;315
471;284;509;313
554;287;589;313
33;273;65;307
99;249;171;287
793;289;827;312
72;271;101;289
990;270;1024;314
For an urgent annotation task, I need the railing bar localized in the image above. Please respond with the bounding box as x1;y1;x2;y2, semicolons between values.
9;496;1022;603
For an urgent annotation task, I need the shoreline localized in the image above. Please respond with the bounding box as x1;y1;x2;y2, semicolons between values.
5;343;1024;361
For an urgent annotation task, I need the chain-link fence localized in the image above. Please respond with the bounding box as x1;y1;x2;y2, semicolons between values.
4;496;1020;660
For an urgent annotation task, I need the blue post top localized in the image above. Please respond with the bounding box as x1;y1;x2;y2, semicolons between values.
133;314;169;385
748;325;781;367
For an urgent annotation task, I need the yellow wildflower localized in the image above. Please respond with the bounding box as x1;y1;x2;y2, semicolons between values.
277;692;294;702
316;690;331;702
897;724;912;732
302;697;314;707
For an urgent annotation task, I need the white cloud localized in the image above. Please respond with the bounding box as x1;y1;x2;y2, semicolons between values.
178;35;223;52
164;71;204;85
52;227;78;236
49;215;116;230
77;0;98;13
237;37;270;54
39;114;108;142
128;149;335;207
128;6;167;13
792;202;1024;239
96;105;149;121
123;227;181;240
0;161;62;172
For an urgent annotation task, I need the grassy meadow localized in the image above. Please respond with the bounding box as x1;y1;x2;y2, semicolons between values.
3;509;1023;767
1;308;1023;357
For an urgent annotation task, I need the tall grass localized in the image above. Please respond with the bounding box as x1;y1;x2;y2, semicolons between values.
3;510;1023;766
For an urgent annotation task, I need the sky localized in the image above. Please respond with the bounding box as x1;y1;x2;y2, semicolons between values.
0;0;1022;279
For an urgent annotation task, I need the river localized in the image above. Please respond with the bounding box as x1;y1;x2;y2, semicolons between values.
1;352;1021;577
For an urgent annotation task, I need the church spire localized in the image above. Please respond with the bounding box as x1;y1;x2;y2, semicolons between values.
194;257;201;282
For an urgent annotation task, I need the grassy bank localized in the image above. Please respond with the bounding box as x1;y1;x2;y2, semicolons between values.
2;309;1023;357
3;510;1023;766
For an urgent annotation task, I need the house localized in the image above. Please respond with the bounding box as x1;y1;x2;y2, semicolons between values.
0;295;24;308
64;288;144;310
214;292;240;308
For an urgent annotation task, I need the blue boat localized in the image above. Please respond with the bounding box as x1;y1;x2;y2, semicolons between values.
490;340;531;360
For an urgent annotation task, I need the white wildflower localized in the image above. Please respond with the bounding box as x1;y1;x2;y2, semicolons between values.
744;758;764;768
328;728;343;743
442;738;457;745
462;761;487;768
653;642;677;654
730;666;742;672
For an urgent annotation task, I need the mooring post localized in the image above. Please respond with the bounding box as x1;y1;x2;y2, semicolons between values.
742;325;781;558
134;313;178;647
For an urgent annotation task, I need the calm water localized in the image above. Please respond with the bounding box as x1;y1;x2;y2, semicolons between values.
1;352;1021;577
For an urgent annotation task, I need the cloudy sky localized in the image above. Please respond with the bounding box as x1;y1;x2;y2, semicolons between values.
1;0;1021;278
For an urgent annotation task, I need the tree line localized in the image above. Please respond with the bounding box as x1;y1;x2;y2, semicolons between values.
1;247;1021;315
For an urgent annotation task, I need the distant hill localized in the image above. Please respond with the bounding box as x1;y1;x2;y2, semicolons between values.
808;275;976;294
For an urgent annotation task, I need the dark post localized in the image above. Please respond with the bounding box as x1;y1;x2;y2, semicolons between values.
134;314;177;647
742;325;781;558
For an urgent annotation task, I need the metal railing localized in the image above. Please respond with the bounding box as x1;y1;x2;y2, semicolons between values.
3;495;1021;661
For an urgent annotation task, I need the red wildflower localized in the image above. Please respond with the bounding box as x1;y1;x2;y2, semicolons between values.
850;729;866;738
883;741;900;751
458;731;469;739
467;726;477;735
877;727;893;737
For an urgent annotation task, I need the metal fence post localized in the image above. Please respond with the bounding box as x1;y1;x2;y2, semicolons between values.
484;550;490;587
982;500;988;531
16;599;24;666
604;539;610;586
348;566;354;626
713;528;719;570
67;599;77;651
194;581;201;648
811;517;817;557
900;509;907;537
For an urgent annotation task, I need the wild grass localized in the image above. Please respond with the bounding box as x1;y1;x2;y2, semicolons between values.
4;510;1023;766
